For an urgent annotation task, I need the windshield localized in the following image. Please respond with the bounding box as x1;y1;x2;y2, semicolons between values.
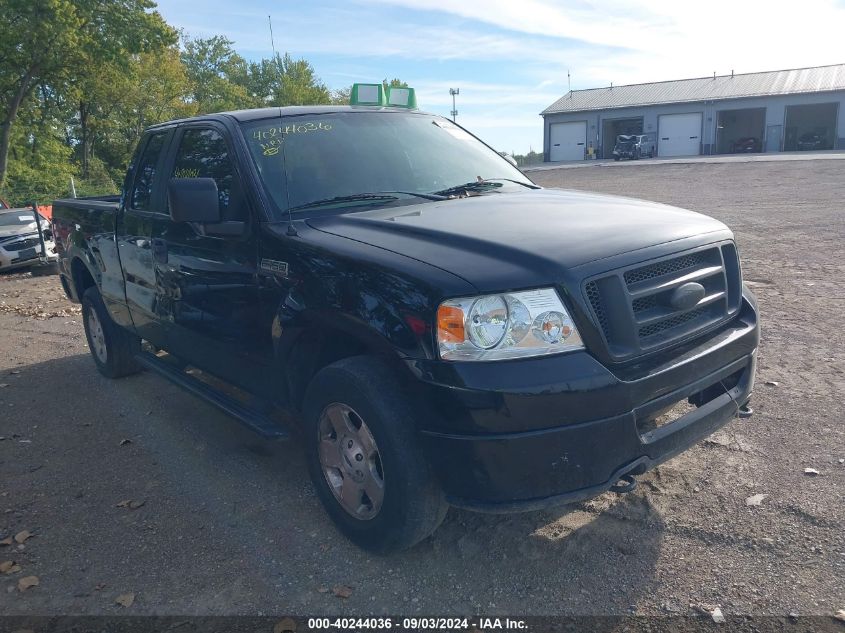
240;111;533;215
0;212;40;229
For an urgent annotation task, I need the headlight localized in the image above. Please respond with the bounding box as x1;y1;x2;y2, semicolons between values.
437;288;583;361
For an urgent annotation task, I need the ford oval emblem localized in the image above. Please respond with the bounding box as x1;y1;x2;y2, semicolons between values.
669;282;705;311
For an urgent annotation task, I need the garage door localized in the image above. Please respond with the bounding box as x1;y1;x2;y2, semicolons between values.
658;113;702;157
549;121;586;161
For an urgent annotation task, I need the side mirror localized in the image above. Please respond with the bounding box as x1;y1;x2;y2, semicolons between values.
167;178;221;224
504;154;518;167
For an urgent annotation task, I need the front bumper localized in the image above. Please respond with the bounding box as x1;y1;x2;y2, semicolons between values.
410;290;759;512
0;241;57;271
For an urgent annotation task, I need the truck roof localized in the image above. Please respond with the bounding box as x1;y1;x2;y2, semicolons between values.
146;105;430;130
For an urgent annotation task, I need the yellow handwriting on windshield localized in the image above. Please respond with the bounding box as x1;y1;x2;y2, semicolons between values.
252;121;333;156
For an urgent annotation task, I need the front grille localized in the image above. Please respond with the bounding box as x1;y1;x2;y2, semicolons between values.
638;306;708;338
582;242;742;360
2;237;39;252
624;253;705;285
585;281;609;333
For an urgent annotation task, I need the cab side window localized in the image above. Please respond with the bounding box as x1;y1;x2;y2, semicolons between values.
171;128;242;220
130;132;167;210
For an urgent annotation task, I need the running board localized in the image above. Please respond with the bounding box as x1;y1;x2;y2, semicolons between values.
134;352;289;439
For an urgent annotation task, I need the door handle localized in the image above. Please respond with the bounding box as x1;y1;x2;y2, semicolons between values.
151;238;168;264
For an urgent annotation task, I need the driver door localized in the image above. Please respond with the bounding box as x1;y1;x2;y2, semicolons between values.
149;123;269;392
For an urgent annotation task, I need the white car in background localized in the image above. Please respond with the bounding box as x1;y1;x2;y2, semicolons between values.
0;208;58;272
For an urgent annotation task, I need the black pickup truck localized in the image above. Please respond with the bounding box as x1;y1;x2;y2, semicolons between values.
52;105;759;552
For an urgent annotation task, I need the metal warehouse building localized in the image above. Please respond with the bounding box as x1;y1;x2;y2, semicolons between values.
541;63;845;162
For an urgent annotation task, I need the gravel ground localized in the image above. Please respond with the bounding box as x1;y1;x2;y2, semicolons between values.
0;159;843;618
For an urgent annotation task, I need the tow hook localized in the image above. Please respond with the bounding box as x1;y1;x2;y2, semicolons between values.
609;474;637;494
738;404;754;419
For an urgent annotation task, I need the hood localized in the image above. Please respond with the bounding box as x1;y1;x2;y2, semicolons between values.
0;210;43;240
0;226;39;240
305;189;730;292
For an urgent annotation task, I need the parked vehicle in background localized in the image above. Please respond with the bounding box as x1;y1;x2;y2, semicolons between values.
0;208;57;272
797;132;828;151
53;103;758;552
731;137;761;153
613;134;655;160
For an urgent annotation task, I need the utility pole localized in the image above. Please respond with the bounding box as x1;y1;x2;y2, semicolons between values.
449;87;459;121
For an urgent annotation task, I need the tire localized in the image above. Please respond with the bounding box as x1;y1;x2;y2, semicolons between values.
614;156;620;161
303;355;448;552
82;286;141;378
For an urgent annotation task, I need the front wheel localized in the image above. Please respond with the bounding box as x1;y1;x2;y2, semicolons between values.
303;356;448;552
82;287;141;378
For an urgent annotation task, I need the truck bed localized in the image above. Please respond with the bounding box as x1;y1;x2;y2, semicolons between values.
53;194;121;214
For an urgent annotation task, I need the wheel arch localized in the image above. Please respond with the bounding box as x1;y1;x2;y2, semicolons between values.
279;310;421;412
69;256;97;303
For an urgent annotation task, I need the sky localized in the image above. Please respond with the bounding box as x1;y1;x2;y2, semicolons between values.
154;0;845;154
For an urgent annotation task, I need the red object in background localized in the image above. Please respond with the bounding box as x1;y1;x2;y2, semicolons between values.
0;198;51;218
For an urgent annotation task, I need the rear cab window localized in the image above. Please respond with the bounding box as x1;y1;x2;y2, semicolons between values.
130;132;168;211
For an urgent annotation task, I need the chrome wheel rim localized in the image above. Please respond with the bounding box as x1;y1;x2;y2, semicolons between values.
318;403;384;520
87;307;108;363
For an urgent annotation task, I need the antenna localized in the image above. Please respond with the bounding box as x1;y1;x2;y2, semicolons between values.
449;87;459;121
567;69;571;97
268;14;278;61
268;15;297;236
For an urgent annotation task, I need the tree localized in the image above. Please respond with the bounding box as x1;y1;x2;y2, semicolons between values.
383;78;409;89
271;54;332;107
181;35;253;114
0;0;176;187
83;47;196;183
331;86;352;105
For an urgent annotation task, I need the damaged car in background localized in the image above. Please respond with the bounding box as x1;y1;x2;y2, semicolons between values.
0;207;58;273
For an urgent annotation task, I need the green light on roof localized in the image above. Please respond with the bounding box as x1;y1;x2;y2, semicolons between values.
350;83;386;106
386;86;417;109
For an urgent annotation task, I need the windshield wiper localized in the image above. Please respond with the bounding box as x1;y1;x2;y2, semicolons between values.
489;178;541;189
287;191;446;213
287;193;398;212
383;190;448;201
430;178;539;198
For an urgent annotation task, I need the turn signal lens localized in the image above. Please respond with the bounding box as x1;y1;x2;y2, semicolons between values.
437;305;465;344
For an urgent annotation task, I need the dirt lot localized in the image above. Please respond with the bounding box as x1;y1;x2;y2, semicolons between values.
0;159;843;618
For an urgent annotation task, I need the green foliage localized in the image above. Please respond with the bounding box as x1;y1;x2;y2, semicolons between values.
181;35;253;113
383;78;409;89
513;150;544;167
79;46;196;183
265;53;332;107
0;3;392;204
331;86;353;105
